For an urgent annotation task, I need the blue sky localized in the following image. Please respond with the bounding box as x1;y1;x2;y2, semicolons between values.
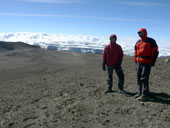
0;0;170;42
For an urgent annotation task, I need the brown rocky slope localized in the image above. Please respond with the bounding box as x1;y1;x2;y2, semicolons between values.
0;42;170;128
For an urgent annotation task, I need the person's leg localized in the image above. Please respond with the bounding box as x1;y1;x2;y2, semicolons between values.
135;62;142;98
115;66;124;90
140;64;151;96
106;66;113;92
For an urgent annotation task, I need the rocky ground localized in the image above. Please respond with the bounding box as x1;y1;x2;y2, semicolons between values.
0;44;170;128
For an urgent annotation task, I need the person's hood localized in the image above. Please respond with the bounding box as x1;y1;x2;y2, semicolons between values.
109;34;117;47
110;34;117;41
138;28;147;40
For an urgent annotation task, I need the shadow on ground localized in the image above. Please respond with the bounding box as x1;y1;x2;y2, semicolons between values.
122;90;137;97
122;91;170;104
145;92;170;104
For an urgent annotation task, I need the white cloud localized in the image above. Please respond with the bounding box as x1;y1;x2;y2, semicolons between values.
0;32;170;56
0;13;167;23
119;1;167;7
18;0;86;4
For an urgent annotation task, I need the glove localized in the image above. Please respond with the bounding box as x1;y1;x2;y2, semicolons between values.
102;59;106;71
151;62;155;66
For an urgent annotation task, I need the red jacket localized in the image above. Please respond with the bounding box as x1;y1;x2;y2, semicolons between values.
103;42;123;66
135;28;159;64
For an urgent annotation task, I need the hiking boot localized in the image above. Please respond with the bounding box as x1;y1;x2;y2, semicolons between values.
104;90;114;93
117;89;125;94
134;93;141;98
137;95;148;101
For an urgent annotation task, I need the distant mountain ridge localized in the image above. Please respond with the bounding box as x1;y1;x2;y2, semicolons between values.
0;41;40;50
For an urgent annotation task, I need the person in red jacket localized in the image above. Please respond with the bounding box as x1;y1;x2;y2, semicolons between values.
134;28;159;100
102;34;124;93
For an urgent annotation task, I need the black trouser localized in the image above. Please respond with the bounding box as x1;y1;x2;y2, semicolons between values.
136;62;151;96
107;65;124;90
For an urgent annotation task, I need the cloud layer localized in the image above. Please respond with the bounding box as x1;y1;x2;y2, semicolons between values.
0;32;170;56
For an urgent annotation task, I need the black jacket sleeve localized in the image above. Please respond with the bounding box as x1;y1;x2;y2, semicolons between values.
102;58;106;66
151;51;159;66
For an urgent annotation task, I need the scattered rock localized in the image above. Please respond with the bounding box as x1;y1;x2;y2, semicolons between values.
8;122;14;127
80;83;84;86
23;123;36;128
50;119;58;123
103;120;110;125
0;121;5;127
164;58;170;63
41;106;47;110
23;116;38;122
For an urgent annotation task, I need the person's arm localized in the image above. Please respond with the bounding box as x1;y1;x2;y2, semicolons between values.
151;39;159;66
102;47;107;71
134;40;141;63
151;48;159;66
118;46;123;66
